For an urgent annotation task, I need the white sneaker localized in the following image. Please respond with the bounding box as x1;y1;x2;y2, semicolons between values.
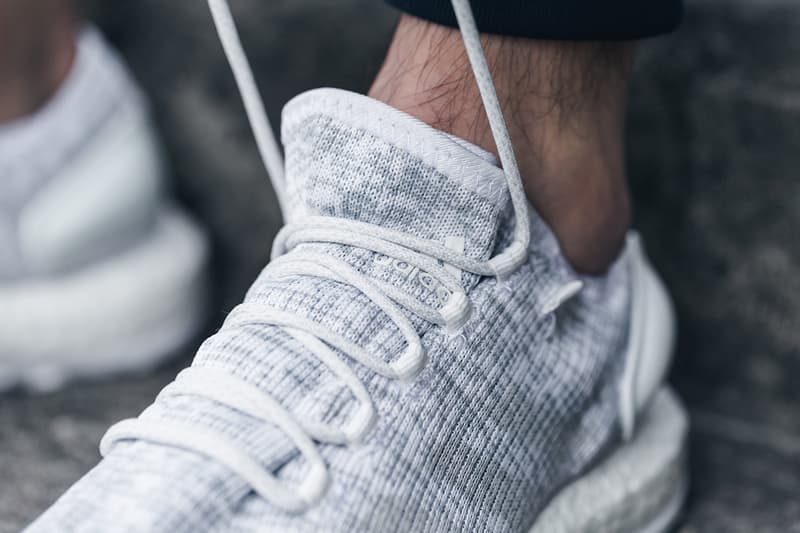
27;2;688;531
0;28;208;392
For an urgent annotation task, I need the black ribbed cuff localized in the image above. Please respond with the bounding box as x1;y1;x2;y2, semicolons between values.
385;0;683;40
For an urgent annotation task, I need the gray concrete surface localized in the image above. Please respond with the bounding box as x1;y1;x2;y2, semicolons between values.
2;0;800;530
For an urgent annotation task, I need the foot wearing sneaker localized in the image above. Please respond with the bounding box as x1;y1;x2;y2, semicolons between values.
28;0;687;531
370;14;635;275
0;26;208;392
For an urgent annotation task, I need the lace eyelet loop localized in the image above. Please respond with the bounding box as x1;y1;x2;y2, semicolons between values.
439;291;472;334
488;240;528;280
390;340;426;380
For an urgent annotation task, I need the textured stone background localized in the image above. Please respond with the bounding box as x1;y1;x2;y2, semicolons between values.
2;0;800;531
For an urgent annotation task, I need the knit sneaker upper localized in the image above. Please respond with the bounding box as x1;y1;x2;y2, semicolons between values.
29;89;632;533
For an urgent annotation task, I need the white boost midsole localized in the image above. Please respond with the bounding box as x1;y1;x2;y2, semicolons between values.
531;388;688;533
0;207;208;391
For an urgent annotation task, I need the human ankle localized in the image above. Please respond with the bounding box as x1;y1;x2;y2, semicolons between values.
0;0;77;122
369;15;634;273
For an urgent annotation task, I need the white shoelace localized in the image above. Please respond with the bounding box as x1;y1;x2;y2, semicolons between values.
100;0;543;513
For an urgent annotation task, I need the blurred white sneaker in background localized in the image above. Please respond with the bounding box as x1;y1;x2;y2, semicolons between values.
0;27;208;393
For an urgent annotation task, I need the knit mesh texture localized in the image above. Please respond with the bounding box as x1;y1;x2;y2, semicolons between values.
28;90;631;533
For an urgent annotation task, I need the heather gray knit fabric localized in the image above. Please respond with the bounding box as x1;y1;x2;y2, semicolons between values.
29;89;631;532
0;27;150;279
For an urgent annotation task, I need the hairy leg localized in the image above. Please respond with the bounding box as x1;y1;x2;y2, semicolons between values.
370;15;634;273
0;0;77;122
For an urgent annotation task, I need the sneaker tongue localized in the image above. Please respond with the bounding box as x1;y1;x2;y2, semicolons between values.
143;90;515;485
280;88;510;261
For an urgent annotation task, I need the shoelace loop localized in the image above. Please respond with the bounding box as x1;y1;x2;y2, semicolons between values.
102;214;482;511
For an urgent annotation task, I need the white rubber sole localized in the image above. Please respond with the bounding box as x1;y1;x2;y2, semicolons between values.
0;207;208;393
530;388;689;533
